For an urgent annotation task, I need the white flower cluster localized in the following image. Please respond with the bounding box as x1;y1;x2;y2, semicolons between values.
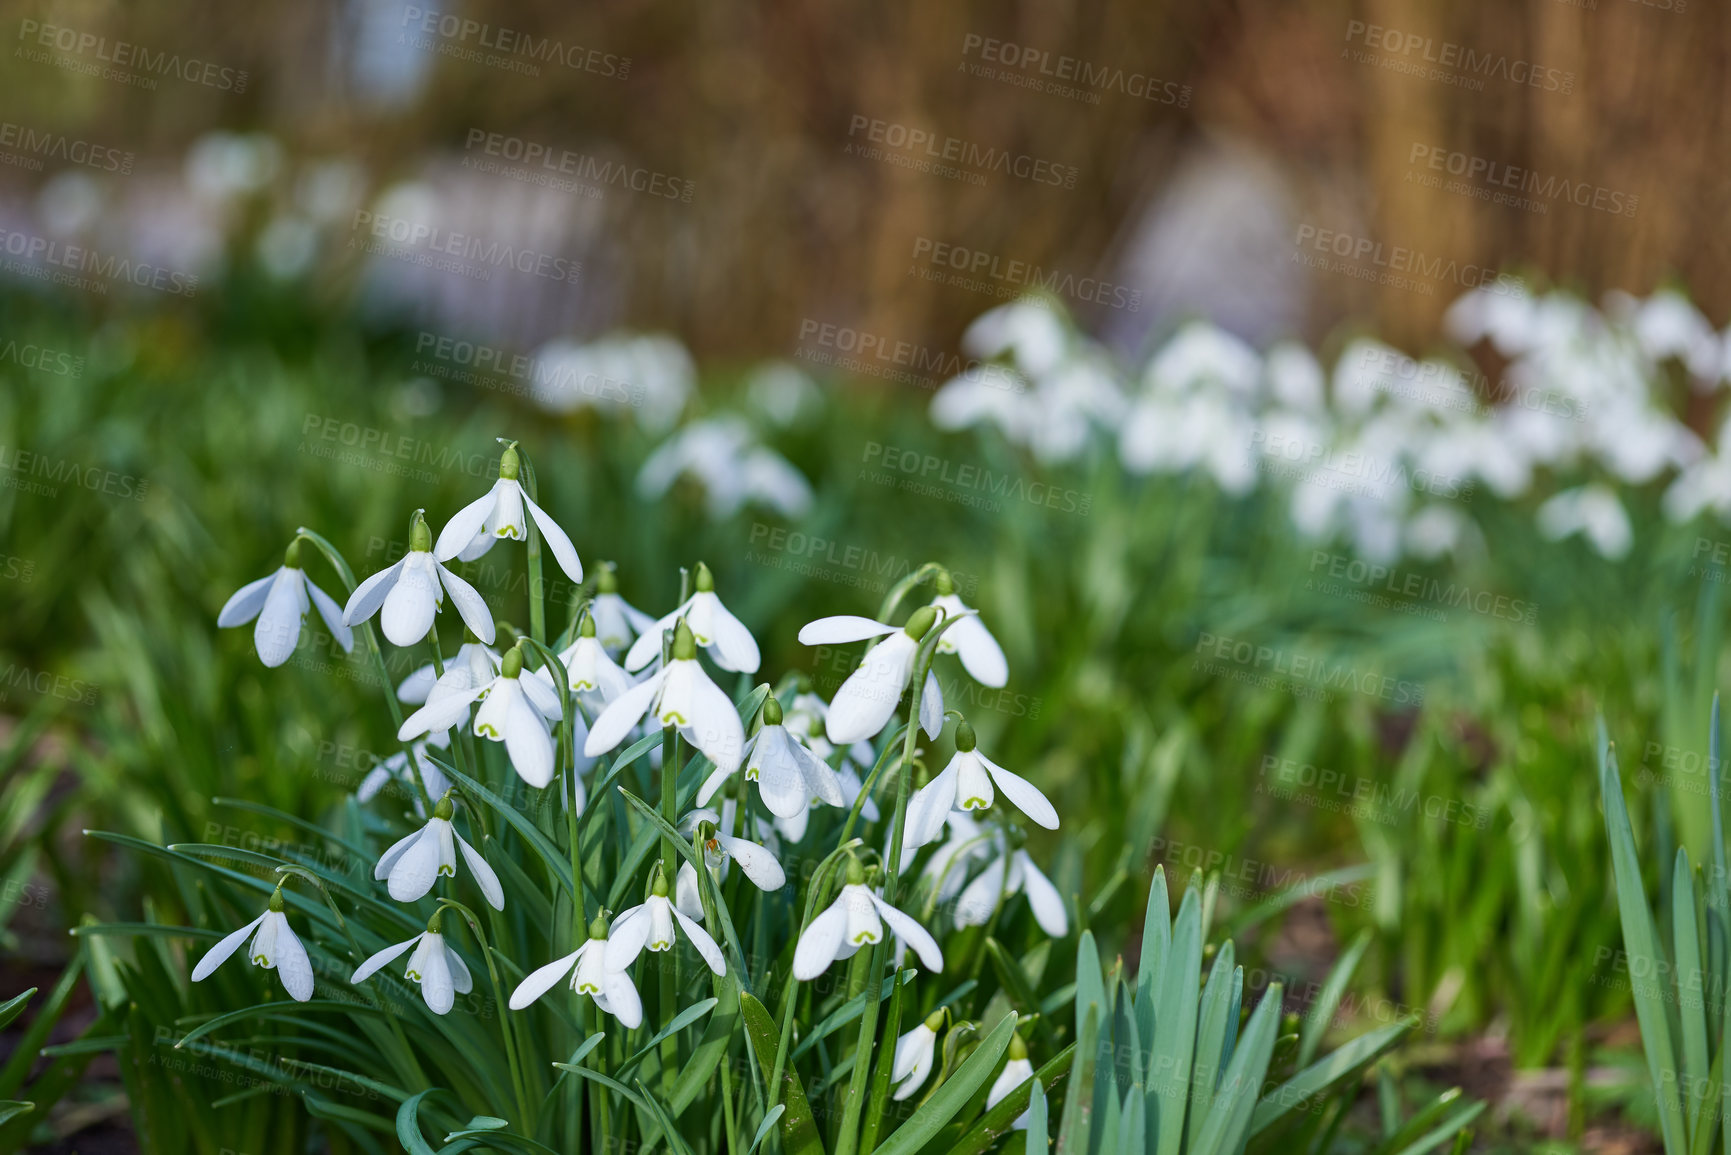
934;288;1731;563
198;435;1060;1116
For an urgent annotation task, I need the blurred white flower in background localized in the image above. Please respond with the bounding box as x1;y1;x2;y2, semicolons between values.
636;415;811;519
1537;486;1633;560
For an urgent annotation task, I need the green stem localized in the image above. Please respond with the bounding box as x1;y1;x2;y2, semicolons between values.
518;445;548;647
439;899;533;1129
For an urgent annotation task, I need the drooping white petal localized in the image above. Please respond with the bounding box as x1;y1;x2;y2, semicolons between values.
387;824;443;902
987;1057;1035;1111
445;945;473;993
718;834;786;890
500;686;556;788
689;591;759;673
983;754;1060;830
523;493;584;583
696;762;736;808
790;737;846;808
343;558;404;626
601;970;642;1028
397;662;438;704
519;668;565;719
305;579;355;653
932;595;1007;687
605;906;653;969
417;937;456;1013
191;913;267;981
920;671;944;740
350;933;422;984
375;828;422;880
1017;851;1068;937
841;885;883;948
254;569;308;667
435;484;502;561
956;855;1011;928
891;1025;937;1100
381;553;443;646
659;661;745;773
623;605;684;673
955;752;996;812
827;634;916;744
436;563;497;644
672;906;727;975
508;949;582;1009
797;615;899;645
585;669;667;756
752;727;809;818
675;861;705;921
870;892;944;973
265;913;316;1001
456;833;505;910
792;898;849;980
399;685;486;741
218;573;275;627
905;763;960;850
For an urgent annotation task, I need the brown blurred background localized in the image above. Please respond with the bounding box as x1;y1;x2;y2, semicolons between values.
1;0;1723;358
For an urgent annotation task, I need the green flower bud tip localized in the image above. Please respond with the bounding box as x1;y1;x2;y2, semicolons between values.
283;537;304;570
408;509;431;553
672;617;697;661
807;717;825;740
1008;1033;1028;1061
762;696;783;727
433;793;456;821
499;443;521;481
694;561;714;592
579;610;597;638
954;718;976;752
427;908;445;935
597;563;618;593
268;887;286;913
502;644;525;679
588;913;610;939
933;568;954;596
903;605;938;641
652;870;670;898
924;1009;947;1032
845;856;866;885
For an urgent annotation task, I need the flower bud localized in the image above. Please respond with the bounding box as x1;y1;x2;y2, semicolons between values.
579;610;597;638
694;561;714;593
409;509;432;553
954;718;976;752
672;618;698;661
502;644;525;679
1008;1032;1028;1061
433;793;456;821
588;913;610;940
499;443;521;481
597;563;618;594
268;886;286;913
933;568;954;596
903;606;938;641
762;696;784;727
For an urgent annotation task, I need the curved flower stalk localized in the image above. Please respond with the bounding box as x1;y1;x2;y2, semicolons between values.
435;442;584;582
584;619;745;774
698;695;843;817
797;605;945;745
589;563;657;654
606;871;725;976
792;862;944;980
543;611;634;714
356;731;452;810
373;795;504;910
343;511;496;647
399;642;563;788
985;1034;1036;1129
218;538;352;667
190;886;314;1002
397;637;501;705
508;913;642;1028
953;844;1068;938
926;570;1007;688
890;1010;946;1100
905;718;1059;848
349;912;472;1014
623;561;760;674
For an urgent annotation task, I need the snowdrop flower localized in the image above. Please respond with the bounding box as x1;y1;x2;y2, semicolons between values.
798;606;946;745
190;887;313;1001
623;562;760;674
605;871;726;976
349;913;472;1015
1536;485;1633;559
906;720;1058;848
891;1010;947;1101
698;696;844;817
986;1034;1036;1129
218;538;352;668
907;811;994;902
545;611;635;713
399;643;564;788
585;619;746;774
792;863;943;980
508;913;642;1028
434;442;583;583
954;845;1068;937
356;731;452;809
682;807;789;892
635;416;813;519
372;795;504;910
590;563;656;654
397;638;501;705
927;571;1007;688
344;512;496;648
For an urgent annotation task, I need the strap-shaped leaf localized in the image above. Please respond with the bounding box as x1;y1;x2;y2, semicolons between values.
875;1010;1018;1155
1189;983;1283;1155
739;990;824;1155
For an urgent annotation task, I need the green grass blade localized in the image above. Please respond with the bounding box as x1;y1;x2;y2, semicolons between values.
875;1010;1017;1155
1299;930;1373;1068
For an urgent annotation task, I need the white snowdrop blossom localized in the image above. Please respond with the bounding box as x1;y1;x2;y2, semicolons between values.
1536;485;1633;559
356;730;452;810
349;920;472;1015
508;915;643;1028
399;644;564;788
397;640;501;705
589;564;656;654
635;415;813;519
545;611;635;713
798;606;947;745
343;511;496;648
891;1011;947;1101
372;797;504;910
584;619;746;774
905;720;1059;848
792;872;943;980
190;889;314;1002
926;571;1007;688
218;539;352;668
605;874;726;976
682;807;789;892
434;443;583;583
954;846;1069;938
623;562;760;674
986;1035;1036;1129
698;696;844;817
